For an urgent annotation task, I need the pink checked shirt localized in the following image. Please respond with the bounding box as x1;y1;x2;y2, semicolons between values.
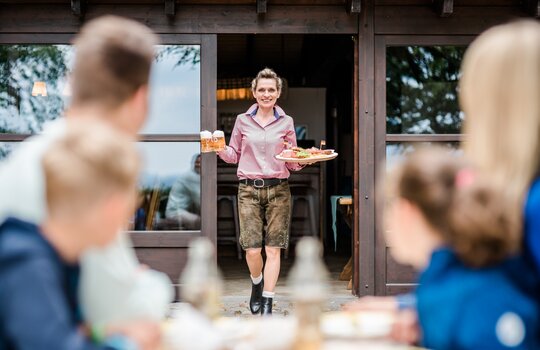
218;104;303;180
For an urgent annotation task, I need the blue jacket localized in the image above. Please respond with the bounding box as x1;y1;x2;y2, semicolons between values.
0;218;112;350
417;248;540;350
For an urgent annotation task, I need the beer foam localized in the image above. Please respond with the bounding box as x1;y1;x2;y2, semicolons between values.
213;130;225;138
200;130;212;138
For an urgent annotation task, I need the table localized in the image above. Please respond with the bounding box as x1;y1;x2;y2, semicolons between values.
164;306;424;350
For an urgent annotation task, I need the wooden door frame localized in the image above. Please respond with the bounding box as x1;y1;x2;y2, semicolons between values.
373;34;474;296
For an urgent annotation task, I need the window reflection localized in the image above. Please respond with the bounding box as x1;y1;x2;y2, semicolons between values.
386;142;461;170
0;44;201;136
0;142;18;162
0;45;73;134
142;45;201;134
386;46;466;134
133;142;201;231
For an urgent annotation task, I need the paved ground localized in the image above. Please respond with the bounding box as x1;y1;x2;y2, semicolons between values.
210;255;358;317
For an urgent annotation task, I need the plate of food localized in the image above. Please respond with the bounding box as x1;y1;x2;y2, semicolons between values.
276;147;338;163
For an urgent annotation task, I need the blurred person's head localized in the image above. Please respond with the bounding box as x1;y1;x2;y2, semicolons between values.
383;148;518;269
251;68;282;109
41;121;140;261
460;20;540;213
69;15;159;136
192;154;201;174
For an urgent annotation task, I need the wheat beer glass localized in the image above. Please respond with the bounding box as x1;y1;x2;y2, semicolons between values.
212;130;226;152
200;130;213;153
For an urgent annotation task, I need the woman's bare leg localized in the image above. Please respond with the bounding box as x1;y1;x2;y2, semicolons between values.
262;247;281;292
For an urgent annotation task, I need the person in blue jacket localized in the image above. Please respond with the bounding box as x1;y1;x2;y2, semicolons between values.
383;148;540;350
0;122;160;350
346;20;540;345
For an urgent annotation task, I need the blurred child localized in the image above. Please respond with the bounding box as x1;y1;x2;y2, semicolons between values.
0;121;160;350
0;16;173;328
384;148;539;350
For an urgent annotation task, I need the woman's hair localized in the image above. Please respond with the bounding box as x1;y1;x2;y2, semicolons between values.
388;148;519;268
460;20;540;221
43;120;140;218
251;67;283;93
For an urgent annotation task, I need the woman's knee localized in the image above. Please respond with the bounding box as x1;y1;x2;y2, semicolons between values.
265;247;281;260
245;248;262;258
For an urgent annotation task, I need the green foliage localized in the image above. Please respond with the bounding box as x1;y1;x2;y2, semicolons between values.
0;45;71;133
386;46;466;134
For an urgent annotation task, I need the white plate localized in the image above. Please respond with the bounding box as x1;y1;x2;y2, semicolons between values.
275;152;338;163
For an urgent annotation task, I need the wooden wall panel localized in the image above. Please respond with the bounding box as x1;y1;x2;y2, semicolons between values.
385;248;417;284
357;0;376;297
375;5;529;35
386;284;416;296
0;4;359;34
376;0;520;5
134;248;188;287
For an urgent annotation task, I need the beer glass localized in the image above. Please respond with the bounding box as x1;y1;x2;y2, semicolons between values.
200;130;213;153
212;130;226;152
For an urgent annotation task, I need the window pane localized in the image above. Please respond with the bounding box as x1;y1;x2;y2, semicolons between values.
0;142;19;162
133;142;201;231
141;45;201;134
386;141;461;170
386;46;466;134
0;45;73;134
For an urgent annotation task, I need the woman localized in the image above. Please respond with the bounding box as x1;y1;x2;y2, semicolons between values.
217;68;305;315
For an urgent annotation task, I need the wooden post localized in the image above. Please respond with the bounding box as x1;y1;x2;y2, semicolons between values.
257;0;267;14
347;0;361;14
434;0;453;17
70;0;85;17
165;0;176;17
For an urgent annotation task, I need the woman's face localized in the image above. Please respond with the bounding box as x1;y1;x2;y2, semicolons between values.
253;78;280;109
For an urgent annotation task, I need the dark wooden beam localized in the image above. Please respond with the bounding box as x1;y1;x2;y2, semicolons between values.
71;0;85;17
434;0;453;17
523;0;540;17
0;4;358;34
257;0;267;14
347;0;361;14
164;0;175;16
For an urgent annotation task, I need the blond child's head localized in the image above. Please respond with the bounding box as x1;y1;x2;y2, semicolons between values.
43;120;140;248
460;20;540;212
383;148;519;269
70;15;159;135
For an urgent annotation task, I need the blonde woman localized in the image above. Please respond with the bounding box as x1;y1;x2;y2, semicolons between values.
460;20;540;273
218;68;305;315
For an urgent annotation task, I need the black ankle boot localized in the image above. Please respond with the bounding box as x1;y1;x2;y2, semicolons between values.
249;279;263;314
261;296;273;316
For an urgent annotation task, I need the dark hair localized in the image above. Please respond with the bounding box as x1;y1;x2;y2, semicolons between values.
71;16;159;109
390;147;519;267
